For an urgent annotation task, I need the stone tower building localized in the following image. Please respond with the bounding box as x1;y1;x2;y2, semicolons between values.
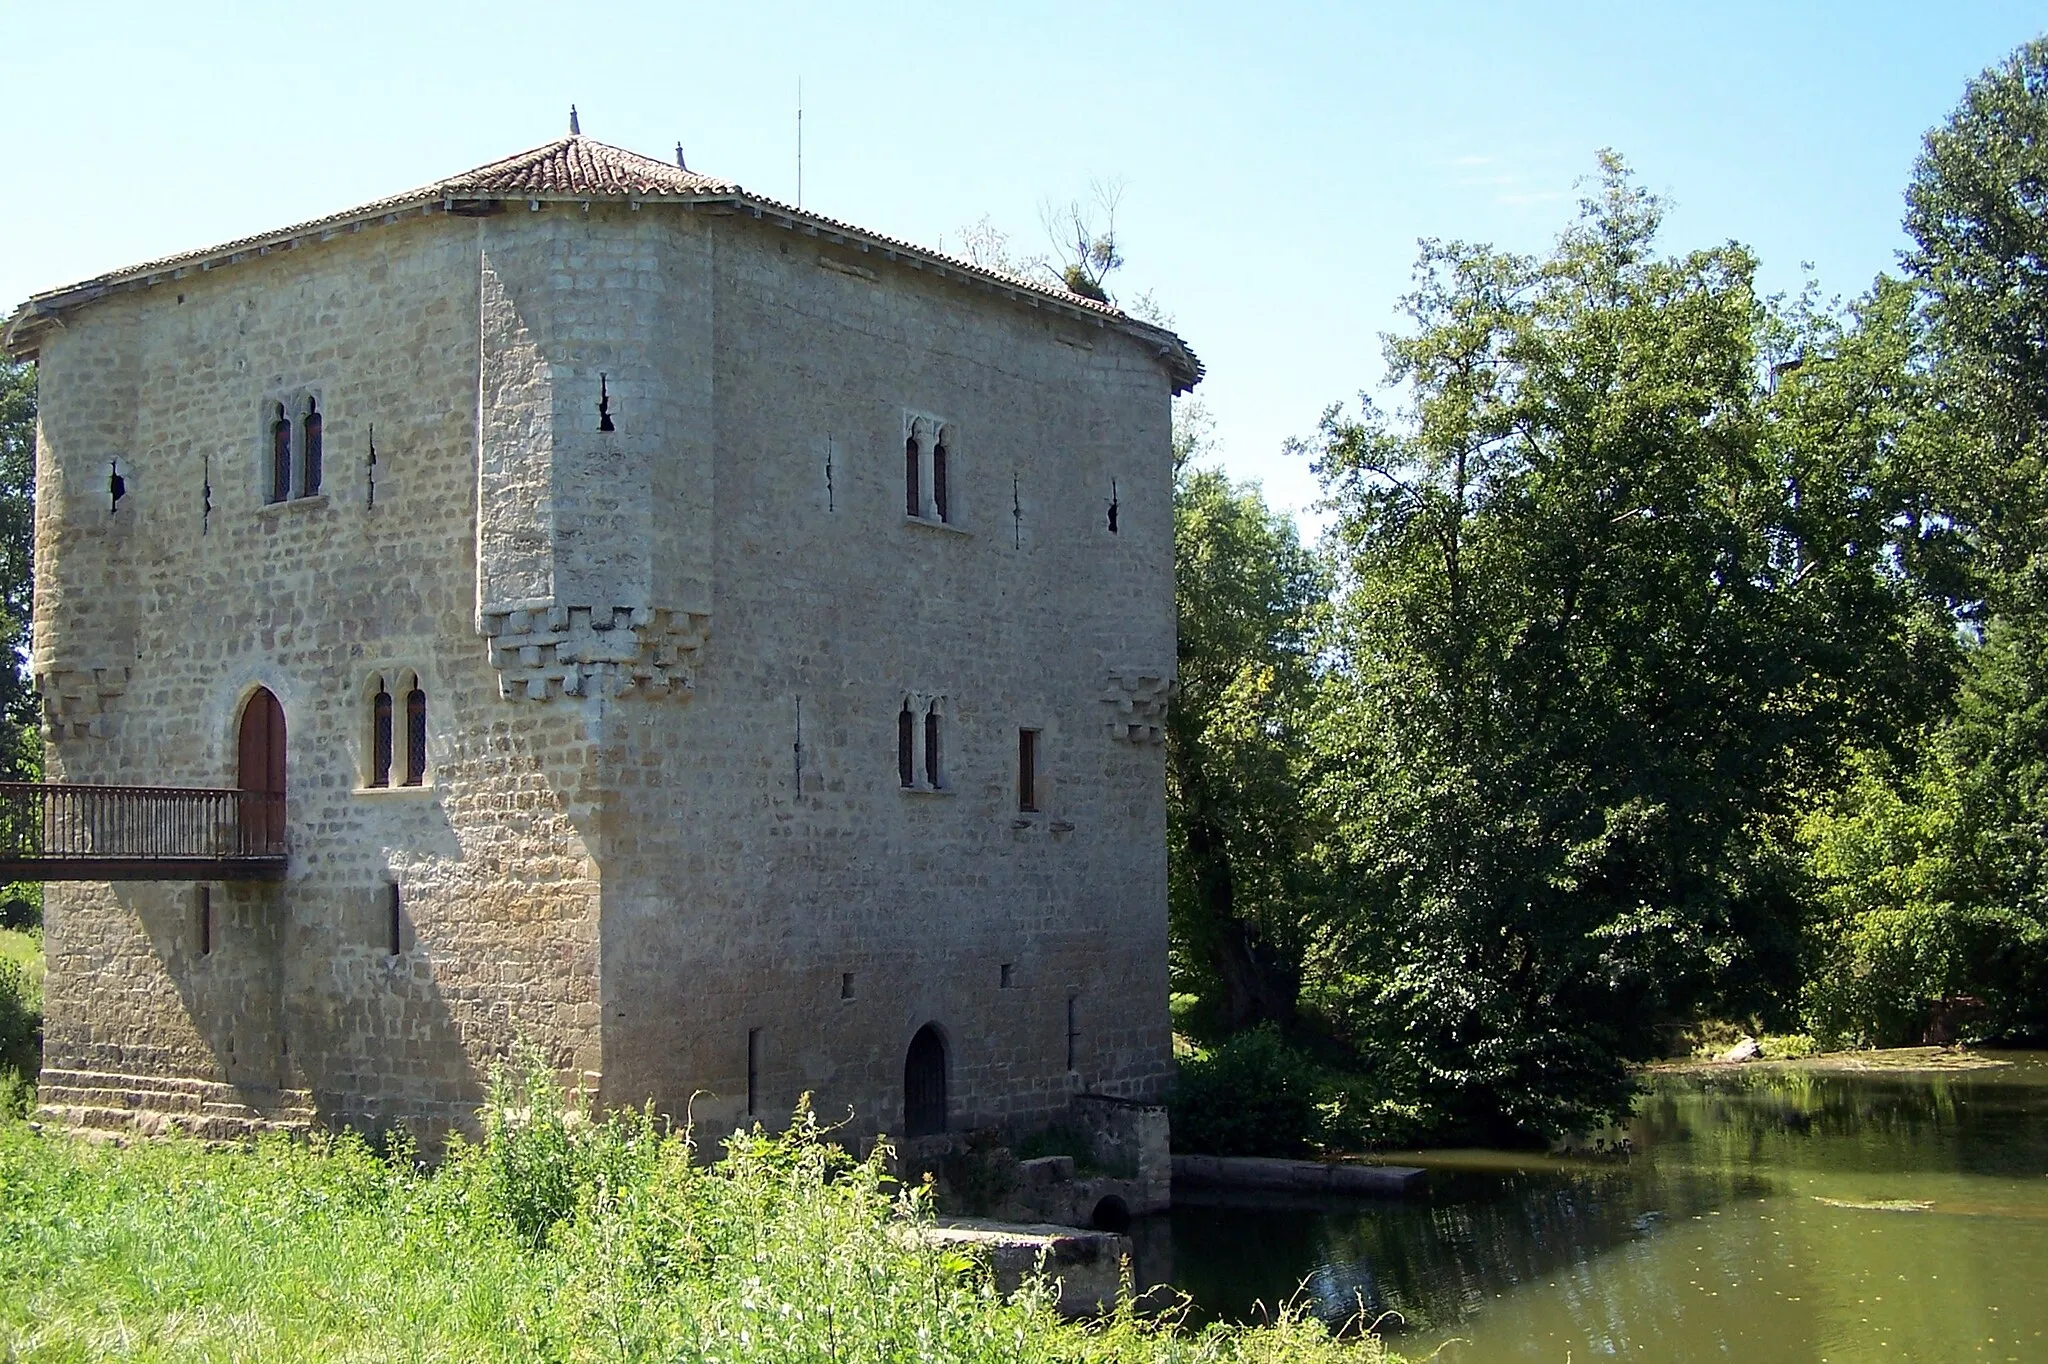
2;130;1199;1147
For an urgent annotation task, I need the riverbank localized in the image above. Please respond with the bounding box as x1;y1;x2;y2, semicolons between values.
1648;1043;2013;1077
1157;1054;2048;1360
0;1069;1391;1362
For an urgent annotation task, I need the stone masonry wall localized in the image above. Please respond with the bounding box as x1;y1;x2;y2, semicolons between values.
31;214;601;1141
595;215;1176;1142
26;195;1176;1149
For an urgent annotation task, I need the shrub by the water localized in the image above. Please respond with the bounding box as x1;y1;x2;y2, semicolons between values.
1173;1026;1327;1156
1171;1025;1420;1157
0;1056;1389;1362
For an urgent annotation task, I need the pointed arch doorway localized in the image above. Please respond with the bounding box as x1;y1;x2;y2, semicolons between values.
904;1023;948;1138
236;687;287;854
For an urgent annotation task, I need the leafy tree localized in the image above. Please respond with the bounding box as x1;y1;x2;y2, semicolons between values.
0;362;33;783
1166;406;1328;1036
1904;34;2048;598
1799;37;2048;1049
1304;158;1943;1138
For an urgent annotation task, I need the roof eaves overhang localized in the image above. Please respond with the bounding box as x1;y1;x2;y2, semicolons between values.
4;189;1203;393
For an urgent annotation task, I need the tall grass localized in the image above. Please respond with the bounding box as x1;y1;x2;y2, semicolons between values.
0;1058;1389;1362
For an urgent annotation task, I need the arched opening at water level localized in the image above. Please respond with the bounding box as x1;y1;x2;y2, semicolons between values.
1089;1194;1132;1233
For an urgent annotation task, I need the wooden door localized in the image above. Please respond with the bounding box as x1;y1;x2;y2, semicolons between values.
237;688;286;852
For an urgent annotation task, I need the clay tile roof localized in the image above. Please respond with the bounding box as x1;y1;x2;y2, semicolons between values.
4;134;1200;391
436;135;735;198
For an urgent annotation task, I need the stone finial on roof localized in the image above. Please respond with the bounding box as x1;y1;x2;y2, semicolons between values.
569;105;581;136
675;143;687;171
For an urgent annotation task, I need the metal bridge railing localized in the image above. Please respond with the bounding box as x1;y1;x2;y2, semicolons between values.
0;782;287;876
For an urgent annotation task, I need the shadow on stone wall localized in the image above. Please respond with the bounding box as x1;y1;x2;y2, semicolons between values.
118;797;486;1149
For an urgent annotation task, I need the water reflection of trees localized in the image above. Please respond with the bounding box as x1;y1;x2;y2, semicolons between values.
1165;1064;2048;1348
1635;1070;2048;1178
1168;1166;1753;1333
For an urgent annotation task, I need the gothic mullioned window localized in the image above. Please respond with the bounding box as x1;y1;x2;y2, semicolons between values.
903;413;955;527
364;670;429;790
897;694;947;792
264;390;325;503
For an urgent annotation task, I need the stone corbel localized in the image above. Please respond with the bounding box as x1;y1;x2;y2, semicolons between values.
34;664;131;740
1101;670;1176;744
480;605;709;702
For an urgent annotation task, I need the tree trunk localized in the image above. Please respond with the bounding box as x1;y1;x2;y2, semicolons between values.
1186;817;1300;1031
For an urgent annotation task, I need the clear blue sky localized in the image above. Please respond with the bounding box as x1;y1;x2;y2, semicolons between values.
2;1;2040;519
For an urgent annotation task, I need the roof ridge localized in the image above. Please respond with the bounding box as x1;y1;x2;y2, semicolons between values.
431;134;579;190
4;132;1201;390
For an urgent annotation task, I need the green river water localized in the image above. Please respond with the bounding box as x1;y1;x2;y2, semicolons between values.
1141;1051;2048;1362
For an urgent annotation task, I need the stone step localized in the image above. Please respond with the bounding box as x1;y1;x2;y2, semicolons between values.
926;1220;1129;1318
38;1100;313;1141
33;1069;316;1141
39;1069;312;1109
37;1086;311;1118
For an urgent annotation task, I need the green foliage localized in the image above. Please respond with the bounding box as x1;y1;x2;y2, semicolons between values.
0;1068;31;1121
1799;712;2048;1048
462;1052;603;1248
1172;1027;1421;1157
1792;37;2048;1051
1903;35;2048;595
1173;1026;1325;1156
0;940;40;1086
0;1072;1388;1361
0;362;35;780
1168;409;1330;1036
1043;181;1126;304
935;1126;1024;1213
0;882;40;932
1301;156;1942;1139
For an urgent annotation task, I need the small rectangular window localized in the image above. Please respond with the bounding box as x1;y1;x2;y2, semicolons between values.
1000;963;1014;989
1019;729;1040;812
1066;995;1079;1071
746;1027;762;1117
385;883;403;957
841;972;855;1000
924;707;943;789
196;885;214;957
